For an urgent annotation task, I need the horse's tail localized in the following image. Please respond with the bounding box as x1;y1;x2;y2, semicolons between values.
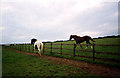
85;36;96;42
91;38;96;42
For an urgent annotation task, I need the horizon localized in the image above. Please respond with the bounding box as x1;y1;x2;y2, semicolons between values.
1;34;119;44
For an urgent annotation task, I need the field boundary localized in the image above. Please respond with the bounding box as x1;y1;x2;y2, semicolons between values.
9;43;120;63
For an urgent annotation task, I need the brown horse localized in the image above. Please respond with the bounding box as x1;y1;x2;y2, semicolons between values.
69;35;96;49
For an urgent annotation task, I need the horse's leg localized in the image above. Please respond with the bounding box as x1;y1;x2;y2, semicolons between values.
85;41;89;49
38;49;41;56
85;44;88;49
40;45;43;54
85;44;92;49
37;45;41;56
90;43;93;49
38;43;43;56
34;44;37;53
39;43;43;56
88;41;93;49
79;44;83;49
34;44;35;51
74;44;77;48
91;46;93;49
86;40;93;49
75;43;80;48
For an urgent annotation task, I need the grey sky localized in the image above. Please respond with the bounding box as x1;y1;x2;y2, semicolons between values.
1;0;119;44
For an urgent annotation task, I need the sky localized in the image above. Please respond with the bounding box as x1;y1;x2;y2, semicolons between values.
1;0;119;44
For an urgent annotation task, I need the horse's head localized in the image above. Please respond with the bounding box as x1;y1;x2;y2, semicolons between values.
69;35;73;40
31;38;37;45
69;35;78;40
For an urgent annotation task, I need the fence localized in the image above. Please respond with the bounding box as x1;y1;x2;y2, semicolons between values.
43;43;120;62
10;43;120;63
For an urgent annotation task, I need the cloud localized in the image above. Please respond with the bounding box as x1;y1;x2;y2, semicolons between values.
1;0;118;44
2;1;100;30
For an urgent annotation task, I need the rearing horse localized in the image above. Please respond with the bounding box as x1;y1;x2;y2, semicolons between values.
69;35;96;49
31;38;43;56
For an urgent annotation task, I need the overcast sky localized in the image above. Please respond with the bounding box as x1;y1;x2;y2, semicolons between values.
1;0;119;44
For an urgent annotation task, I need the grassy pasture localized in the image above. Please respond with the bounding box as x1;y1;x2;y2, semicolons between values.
2;46;96;77
10;38;120;67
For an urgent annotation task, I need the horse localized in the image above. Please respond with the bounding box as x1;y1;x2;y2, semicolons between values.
69;35;96;49
31;38;43;56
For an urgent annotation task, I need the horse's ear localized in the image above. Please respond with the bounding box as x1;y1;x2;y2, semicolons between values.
31;40;33;45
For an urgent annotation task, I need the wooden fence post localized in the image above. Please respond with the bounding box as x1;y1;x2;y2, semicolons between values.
23;44;24;51
21;44;23;51
33;44;35;53
29;43;30;52
25;44;26;51
51;43;52;54
61;43;62;55
73;44;76;57
20;44;22;51
16;44;17;49
25;43;26;51
92;43;95;61
32;44;34;52
24;43;25;51
18;44;19;50
25;44;27;51
21;44;22;51
27;44;28;52
20;44;21;51
43;43;45;53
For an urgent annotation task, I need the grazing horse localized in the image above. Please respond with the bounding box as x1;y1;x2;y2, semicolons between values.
31;38;43;56
69;35;96;49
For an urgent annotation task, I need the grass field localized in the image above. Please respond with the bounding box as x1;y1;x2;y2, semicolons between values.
10;38;120;67
2;46;97;77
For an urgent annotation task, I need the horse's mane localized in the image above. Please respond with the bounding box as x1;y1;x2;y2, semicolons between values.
71;35;80;38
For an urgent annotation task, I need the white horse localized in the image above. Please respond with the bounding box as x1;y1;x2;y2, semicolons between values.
31;38;43;56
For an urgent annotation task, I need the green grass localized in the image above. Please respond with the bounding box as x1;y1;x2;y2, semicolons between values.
10;38;120;67
2;46;97;77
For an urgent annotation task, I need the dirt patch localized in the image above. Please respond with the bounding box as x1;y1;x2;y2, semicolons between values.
8;48;120;77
